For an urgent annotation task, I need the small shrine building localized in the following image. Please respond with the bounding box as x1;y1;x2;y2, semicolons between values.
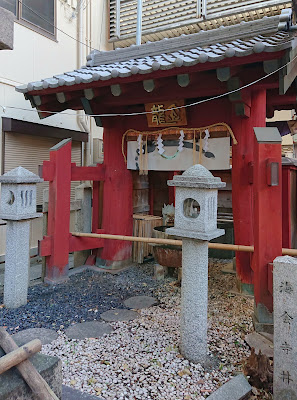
16;11;297;325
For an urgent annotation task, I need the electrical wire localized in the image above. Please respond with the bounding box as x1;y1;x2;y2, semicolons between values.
2;50;297;118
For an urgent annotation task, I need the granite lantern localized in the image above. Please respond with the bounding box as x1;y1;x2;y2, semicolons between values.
167;164;226;364
0;167;43;308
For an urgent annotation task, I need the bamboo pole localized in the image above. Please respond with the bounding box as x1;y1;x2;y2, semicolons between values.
281;248;297;257
0;339;41;375
0;328;59;400
73;231;183;246
71;231;297;257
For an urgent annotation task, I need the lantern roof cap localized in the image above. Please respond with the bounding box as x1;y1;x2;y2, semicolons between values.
168;164;226;189
0;166;43;184
182;164;213;178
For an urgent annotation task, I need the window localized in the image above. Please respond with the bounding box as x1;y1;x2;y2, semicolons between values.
0;0;55;37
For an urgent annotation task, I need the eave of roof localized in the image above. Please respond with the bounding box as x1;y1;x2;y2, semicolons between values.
16;12;296;96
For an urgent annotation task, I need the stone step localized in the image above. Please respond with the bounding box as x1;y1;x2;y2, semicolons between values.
62;385;102;400
245;332;273;358
0;339;62;400
207;374;252;400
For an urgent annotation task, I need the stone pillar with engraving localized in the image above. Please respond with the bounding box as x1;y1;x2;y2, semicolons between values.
0;167;43;308
273;255;297;399
166;164;225;364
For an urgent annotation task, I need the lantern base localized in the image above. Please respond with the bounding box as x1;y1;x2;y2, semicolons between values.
166;227;225;241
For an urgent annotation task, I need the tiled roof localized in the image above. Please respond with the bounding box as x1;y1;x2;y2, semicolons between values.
16;15;296;95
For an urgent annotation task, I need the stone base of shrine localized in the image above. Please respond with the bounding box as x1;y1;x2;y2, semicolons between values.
95;257;132;270
235;278;254;296
253;302;274;334
44;264;70;285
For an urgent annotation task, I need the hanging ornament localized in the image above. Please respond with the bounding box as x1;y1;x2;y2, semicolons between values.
157;134;165;155
137;134;144;154
178;130;184;152
203;129;210;152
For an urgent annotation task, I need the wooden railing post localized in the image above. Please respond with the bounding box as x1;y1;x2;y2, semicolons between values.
253;125;282;331
44;139;72;284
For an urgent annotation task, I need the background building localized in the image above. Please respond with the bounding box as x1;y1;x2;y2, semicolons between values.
0;0;109;261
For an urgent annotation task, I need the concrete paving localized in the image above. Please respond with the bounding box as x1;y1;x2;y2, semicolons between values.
65;321;113;340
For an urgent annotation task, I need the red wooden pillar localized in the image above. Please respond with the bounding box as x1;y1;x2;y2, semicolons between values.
45;138;72;283
282;164;292;249
99;121;133;267
231;90;266;290
253;127;282;322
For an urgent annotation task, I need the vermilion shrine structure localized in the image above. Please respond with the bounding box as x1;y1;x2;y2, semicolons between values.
17;12;297;327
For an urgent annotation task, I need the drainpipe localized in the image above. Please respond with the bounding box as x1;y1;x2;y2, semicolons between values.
136;0;142;46
77;1;91;166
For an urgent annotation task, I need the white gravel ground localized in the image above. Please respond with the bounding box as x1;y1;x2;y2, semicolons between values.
42;260;254;400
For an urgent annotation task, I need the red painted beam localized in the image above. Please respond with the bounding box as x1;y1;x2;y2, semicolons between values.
40;234;104;256
267;94;297;106
40;161;55;182
71;164;105;181
101;73;227;107
85;254;96;266
41;162;105;182
69;235;104;252
39;236;51;257
33;62;281;115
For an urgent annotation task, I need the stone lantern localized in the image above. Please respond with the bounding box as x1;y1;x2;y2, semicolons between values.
0;167;43;308
167;164;226;364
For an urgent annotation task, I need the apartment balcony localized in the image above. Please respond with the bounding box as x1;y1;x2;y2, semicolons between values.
109;0;291;47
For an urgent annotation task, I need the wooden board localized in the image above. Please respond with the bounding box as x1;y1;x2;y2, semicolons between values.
132;214;163;263
145;100;187;127
132;172;150;214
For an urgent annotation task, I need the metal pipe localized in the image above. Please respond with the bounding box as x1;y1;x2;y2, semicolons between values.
77;1;91;166
116;0;121;39
71;231;297;256
136;0;142;46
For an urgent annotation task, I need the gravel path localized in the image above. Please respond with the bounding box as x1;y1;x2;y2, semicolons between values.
0;263;164;333
0;259;255;400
